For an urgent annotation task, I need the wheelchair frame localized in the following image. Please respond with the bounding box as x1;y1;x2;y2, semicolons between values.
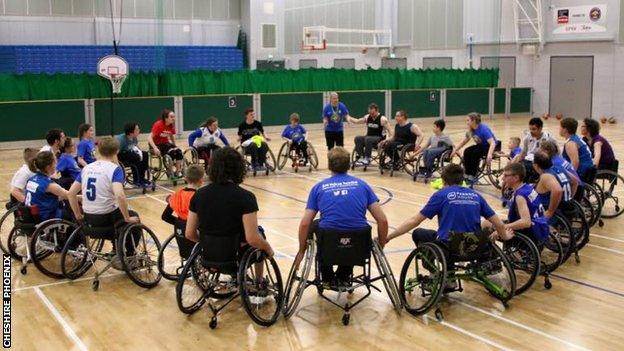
378;143;419;177
119;160;156;194
235;144;277;176
276;140;319;173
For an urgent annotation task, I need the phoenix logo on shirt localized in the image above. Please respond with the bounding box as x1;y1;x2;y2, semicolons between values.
447;192;457;200
340;237;351;245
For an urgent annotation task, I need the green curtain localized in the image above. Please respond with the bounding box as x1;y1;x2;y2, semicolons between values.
0;68;498;102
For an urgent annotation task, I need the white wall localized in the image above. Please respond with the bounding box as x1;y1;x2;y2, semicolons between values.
242;0;285;69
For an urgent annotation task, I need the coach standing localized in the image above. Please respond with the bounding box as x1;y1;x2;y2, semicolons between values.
322;92;353;150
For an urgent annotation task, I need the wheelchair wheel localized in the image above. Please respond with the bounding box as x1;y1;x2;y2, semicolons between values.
579;195;597;230
307;144;319;170
549;214;575;264
540;232;564;274
122;163;138;187
486;155;506;189
60;226;106;280
30;219;78;279
0;205;18;254
283;239;315;318
7;227;31;261
595;170;624;218
372;240;402;313
276;142;290;170
583;184;602;227
149;152;164;181
266;148;277;174
176;247;208;314
117;223;161;288
480;243;516;304
157;233;186;281
502;234;540;295
163;154;175;179
350;149;359;170
400;144;418;177
183;148;199;167
238;249;284;327
399;243;447;316
569;201;590;251
439;150;462;170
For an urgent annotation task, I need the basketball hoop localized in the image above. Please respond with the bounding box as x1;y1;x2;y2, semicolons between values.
97;55;129;94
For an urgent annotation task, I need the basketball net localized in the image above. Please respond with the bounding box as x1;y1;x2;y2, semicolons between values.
110;73;127;94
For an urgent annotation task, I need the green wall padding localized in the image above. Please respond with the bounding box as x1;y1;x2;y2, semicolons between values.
183;95;253;130
0;68;499;102
392;90;440;118
0;100;85;142
94;97;174;136
511;88;531;113
260;93;323;127
446;89;489;116
338;91;386;117
495;88;506;114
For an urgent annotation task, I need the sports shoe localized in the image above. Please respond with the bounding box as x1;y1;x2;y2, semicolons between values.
362;157;370;165
443;280;458;293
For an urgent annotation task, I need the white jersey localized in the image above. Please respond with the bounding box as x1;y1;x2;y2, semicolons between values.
193;127;224;148
521;130;554;162
10;164;35;191
78;160;124;215
40;145;52;152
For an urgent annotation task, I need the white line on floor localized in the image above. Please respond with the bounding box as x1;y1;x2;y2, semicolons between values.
424;314;514;351
586;243;624;255
590;233;624;243
34;287;88;351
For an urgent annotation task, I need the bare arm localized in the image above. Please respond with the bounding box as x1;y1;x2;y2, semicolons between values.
46;183;68;200
486;137;496;164
565;142;580;170
592;141;602;166
368;202;388;246
487;214;511;240
112;182;138;222
77;157;88;168
185;211;199;242
243;212;273;256
297;209;317;254
387;212;427;242
411;124;425;149
452;137;470;156
10;188;25;203
346;115;367;124
567;171;579;197
381;117;393;139
147;134;160;155
506;196;532;230
67;182;83;221
538;174;562;218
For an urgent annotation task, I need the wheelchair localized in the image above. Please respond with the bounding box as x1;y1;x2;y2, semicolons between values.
378;143;419;177
175;233;284;329
119;160;156;194
283;227;402;325
59;217;162;291
0;201;19;255
398;231;516;319
157;219;195;281
501;232;541;295
579;184;602;228
183;146;216;172
148;145;185;186
235;144;277;176
350;145;381;172
472;141;506;189
593;160;624;219
276;140;319;173
412;147;458;181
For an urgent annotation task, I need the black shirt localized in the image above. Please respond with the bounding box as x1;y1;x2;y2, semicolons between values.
366;114;384;138
237;120;264;142
189;183;259;242
395;122;416;145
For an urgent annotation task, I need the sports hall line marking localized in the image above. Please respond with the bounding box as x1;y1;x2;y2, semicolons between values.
34;287;88;351
590;233;624;243
422;315;514;351
451;299;591;351
586;243;624;255
13;271;127;292
550;273;624;299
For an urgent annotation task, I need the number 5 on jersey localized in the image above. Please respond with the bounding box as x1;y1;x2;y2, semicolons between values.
86;178;97;201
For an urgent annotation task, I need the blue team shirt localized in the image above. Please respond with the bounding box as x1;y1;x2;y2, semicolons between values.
56;153;81;180
508;184;544;222
306;173;379;230
510;146;522;159
77;139;96;164
323;103;349;132
467;124;496;148
281;124;307;144
25;173;61;221
420;185;495;241
562;134;593;178
537;166;572;210
552;154;581;185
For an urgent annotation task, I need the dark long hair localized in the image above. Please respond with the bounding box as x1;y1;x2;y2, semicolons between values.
209;147;246;184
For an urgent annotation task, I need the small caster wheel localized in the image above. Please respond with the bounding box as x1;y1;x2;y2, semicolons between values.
599;220;604;227
253;170;257;177
616;205;621;212
151;184;156;192
435;308;443;321
172;180;177;187
503;301;509;308
342;314;350;326
575;254;581;264
92;280;100;291
142;188;147;195
20;266;27;275
209;318;217;329
544;279;552;290
350;164;355;171
294;166;298;173
316;286;324;295
363;166;368;172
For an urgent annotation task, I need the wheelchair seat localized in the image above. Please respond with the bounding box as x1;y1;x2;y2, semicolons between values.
441;231;491;262
14;204;40;230
81;223;116;240
200;234;241;276
316;227;372;267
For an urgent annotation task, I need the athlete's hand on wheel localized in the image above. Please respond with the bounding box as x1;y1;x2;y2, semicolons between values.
293;250;305;268
486;156;493;166
126;216;140;224
153;148;161;156
264;246;274;258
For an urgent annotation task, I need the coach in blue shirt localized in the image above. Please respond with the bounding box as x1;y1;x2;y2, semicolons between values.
322;92;354;150
386;164;508;244
297;147;388;285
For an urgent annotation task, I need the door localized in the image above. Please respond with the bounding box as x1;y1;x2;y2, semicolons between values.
549;56;593;119
422;57;452;69
480;56;516;87
381;58;407;69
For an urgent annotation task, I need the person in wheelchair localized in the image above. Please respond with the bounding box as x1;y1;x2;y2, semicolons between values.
161;165;204;266
40;128;66;157
184;147;274;283
378;110;424;170
532;151;577;219
347;103;391;166
116;122;150;187
511;117;554;183
281;113;309;165
149;109;184;179
9;148;38;205
414;119;453;179
559;117;595;184
188;117;229;169
25;151;72;221
581;118;616;171
296;147;388;288
452;112;499;183
67;137;140;268
238;108;271;171
56;138;82;190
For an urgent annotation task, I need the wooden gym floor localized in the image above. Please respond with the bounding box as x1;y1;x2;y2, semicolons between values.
2;115;624;351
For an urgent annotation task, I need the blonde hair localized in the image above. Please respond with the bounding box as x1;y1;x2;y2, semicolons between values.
185;164;205;183
289;113;300;123
98;136;119;157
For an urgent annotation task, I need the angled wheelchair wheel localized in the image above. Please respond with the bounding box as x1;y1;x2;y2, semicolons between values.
439;150;462;170
266;148;277;174
479;243;516;305
148;151;164;181
372;240;402;313
30;219;78;279
238;249;284;327
502;234;540;295
158;233;183;281
549;213;575;264
399;243;447;316
350;148;359;170
7;227;31;261
583;184;602;227
486;155;506;189
117;223;161;288
183;147;199;167
176;247;208;314
569;201;590;251
277;142;290;170
283;239;315;318
60;226;105;280
540;232;564;274
307;144;319;170
595;170;624;218
0;205;18;255
579;195;597;230
400;144;418;177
